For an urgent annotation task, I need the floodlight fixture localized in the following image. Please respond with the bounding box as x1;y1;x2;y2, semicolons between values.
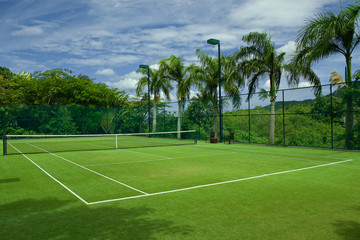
207;38;220;45
207;38;223;142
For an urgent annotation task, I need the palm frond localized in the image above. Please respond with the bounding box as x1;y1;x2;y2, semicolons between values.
330;71;344;84
352;70;360;83
258;88;269;101
330;71;347;90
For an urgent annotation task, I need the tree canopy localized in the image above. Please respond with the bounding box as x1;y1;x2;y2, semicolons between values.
0;68;129;107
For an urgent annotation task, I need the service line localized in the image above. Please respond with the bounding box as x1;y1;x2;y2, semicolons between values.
87;159;352;205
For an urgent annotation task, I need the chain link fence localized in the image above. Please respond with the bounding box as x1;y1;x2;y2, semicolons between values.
1;82;359;150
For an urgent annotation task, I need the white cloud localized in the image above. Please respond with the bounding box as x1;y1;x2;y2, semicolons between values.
12;26;44;36
106;71;142;90
278;41;296;53
1;0;356;91
277;41;297;62
298;81;314;88
160;92;176;102
109;78;138;90
95;68;115;76
63;55;140;67
229;0;337;28
189;89;199;99
262;79;271;90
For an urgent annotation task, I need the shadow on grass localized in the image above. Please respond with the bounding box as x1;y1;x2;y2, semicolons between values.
0;198;192;240
332;206;360;240
0;178;20;184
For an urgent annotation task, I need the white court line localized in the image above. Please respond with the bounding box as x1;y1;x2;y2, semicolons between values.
84;152;237;166
119;149;171;159
87;142;171;159
26;143;148;195
8;143;89;205
88;136;195;150
84;144;327;167
87;141;324;166
87;159;352;205
221;150;328;163
181;145;330;163
190;144;346;160
116;137;193;145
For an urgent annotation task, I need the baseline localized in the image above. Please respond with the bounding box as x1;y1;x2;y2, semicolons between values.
8;143;89;205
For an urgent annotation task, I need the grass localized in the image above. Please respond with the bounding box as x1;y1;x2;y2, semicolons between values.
0;139;359;239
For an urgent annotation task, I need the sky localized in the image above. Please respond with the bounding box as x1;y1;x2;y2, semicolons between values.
0;0;358;101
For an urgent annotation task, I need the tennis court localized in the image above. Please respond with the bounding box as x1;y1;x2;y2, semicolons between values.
1;131;359;239
2;131;354;205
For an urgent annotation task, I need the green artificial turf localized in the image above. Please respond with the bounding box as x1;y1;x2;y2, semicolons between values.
1;141;359;239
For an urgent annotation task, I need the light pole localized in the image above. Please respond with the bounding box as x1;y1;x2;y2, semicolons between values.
207;38;222;142
139;64;151;133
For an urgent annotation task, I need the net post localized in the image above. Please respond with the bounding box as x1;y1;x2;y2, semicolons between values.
3;135;7;155
195;130;197;144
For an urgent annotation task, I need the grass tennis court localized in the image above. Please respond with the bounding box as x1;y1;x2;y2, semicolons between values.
1;136;359;239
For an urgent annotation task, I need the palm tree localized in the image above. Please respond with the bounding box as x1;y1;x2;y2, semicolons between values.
159;56;196;138
136;67;172;132
191;49;244;139
294;1;360;148
235;32;319;145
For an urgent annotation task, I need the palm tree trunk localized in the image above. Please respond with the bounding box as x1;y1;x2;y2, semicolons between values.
269;75;276;145
269;98;276;145
345;58;354;148
177;100;181;139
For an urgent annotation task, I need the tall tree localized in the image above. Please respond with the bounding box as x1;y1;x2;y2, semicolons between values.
30;69;128;107
136;67;172;132
235;32;319;145
0;67;18;105
294;1;360;148
159;56;196;138
191;49;244;139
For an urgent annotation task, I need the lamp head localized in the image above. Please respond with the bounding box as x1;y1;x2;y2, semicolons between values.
207;38;220;45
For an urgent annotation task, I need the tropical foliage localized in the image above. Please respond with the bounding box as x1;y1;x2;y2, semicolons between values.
294;1;360;148
235;32;319;144
189;49;244;139
159;56;196;138
0;68;128;107
136;67;172;132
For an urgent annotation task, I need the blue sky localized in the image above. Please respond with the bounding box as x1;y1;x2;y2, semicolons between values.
0;0;358;100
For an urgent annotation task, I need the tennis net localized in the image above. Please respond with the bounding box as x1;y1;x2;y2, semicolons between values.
3;130;197;155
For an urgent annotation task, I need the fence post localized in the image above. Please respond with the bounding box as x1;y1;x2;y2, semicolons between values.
198;99;201;141
3;135;7;155
248;97;251;143
282;90;285;146
56;106;59;135
82;106;85;134
330;84;334;149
